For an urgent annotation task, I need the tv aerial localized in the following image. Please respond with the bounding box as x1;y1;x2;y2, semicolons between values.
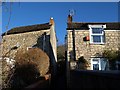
69;9;75;16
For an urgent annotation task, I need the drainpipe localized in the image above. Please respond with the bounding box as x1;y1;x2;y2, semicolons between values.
72;29;76;61
68;14;76;61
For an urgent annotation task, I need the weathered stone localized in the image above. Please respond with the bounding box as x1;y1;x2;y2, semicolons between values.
67;30;120;70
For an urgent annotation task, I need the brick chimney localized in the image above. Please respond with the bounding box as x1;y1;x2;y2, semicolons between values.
67;14;72;23
50;17;54;25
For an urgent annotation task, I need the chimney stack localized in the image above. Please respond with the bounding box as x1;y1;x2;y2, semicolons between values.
67;14;72;23
50;17;54;25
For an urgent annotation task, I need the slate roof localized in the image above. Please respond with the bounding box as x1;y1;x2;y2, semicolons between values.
2;23;51;36
67;22;120;30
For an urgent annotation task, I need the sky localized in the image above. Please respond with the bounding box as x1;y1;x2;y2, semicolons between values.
2;2;119;44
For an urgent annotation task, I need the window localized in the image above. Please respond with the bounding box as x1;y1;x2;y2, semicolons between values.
91;57;109;70
89;25;106;44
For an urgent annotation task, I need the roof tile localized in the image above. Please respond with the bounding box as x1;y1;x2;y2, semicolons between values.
2;23;51;36
67;22;120;30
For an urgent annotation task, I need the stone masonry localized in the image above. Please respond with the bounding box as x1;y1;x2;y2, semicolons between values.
1;18;57;77
2;30;50;59
1;18;57;63
67;30;120;69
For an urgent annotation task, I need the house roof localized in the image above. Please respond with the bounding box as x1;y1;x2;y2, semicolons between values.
2;23;51;36
67;22;120;30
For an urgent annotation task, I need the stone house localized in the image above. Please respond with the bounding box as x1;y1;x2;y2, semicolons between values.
66;15;120;70
1;17;57;75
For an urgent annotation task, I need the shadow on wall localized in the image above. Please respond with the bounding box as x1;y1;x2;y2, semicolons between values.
33;32;50;55
77;56;88;70
3;47;51;89
69;51;88;70
48;41;57;87
3;63;42;90
33;33;57;87
69;50;74;61
94;53;102;57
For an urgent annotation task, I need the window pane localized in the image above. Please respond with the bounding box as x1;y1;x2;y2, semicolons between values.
101;59;108;70
92;36;101;43
92;28;103;34
93;64;99;70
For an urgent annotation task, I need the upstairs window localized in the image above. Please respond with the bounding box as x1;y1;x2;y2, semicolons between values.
89;25;106;44
91;28;104;43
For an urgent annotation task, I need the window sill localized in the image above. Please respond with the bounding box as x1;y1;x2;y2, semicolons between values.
90;43;105;45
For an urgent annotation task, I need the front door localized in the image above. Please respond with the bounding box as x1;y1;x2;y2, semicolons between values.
91;58;101;70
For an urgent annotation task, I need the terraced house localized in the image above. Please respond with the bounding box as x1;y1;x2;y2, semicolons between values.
66;14;120;70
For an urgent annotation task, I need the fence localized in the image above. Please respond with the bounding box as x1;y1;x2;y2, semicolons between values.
69;70;120;88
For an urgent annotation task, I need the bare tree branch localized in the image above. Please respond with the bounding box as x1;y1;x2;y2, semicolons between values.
5;2;12;35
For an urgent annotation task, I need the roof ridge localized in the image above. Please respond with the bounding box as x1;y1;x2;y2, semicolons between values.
2;22;51;36
71;22;120;23
11;22;50;30
67;22;120;30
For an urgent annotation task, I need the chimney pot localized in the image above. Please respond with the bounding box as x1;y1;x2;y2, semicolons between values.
51;17;53;19
50;17;54;25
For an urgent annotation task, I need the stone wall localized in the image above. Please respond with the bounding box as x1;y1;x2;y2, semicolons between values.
1;22;58;84
1;30;50;59
50;25;57;62
67;30;120;69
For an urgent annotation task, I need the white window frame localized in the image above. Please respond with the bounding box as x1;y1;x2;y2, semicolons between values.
91;58;101;70
91;57;109;70
88;25;106;44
